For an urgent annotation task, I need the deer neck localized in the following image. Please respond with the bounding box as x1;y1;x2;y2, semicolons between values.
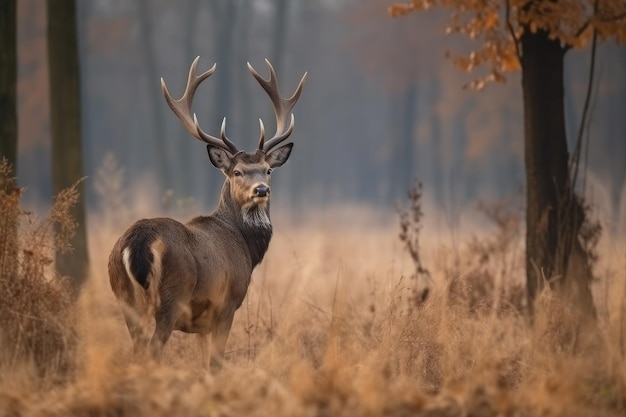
215;180;273;268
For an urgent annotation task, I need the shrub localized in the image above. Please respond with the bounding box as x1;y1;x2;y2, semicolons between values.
0;159;77;379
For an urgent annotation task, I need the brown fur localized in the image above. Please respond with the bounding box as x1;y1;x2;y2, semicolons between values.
108;150;288;370
111;58;304;370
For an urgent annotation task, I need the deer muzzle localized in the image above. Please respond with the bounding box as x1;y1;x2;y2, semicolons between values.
254;185;270;198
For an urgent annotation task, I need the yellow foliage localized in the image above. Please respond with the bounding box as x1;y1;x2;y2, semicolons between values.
501;45;520;72
484;9;498;29
389;0;626;87
388;4;415;17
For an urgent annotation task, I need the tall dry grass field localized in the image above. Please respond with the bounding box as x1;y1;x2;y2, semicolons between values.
1;163;625;416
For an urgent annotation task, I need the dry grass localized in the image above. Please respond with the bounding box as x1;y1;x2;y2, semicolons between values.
1;164;626;416
0;159;76;383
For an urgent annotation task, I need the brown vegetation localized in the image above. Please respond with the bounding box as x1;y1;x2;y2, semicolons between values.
1;164;625;416
0;159;76;379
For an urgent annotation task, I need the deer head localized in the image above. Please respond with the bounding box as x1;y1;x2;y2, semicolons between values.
161;57;307;213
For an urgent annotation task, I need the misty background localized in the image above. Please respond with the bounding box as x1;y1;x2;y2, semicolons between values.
15;0;626;231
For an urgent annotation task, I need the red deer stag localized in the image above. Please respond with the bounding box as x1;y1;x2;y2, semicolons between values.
108;57;306;371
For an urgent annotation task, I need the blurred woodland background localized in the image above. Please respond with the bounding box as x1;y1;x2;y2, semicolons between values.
9;0;625;213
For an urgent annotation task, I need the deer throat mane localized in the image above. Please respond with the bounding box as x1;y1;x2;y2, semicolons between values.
216;181;273;267
242;205;271;229
239;206;273;267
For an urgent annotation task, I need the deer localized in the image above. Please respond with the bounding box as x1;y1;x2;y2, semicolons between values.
108;57;306;371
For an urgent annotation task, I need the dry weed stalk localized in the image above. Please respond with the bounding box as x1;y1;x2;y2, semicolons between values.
455;199;527;315
398;179;431;305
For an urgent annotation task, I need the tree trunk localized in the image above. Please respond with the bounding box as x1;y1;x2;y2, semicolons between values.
521;29;595;317
0;0;17;176
212;0;236;129
177;0;200;198
208;0;237;205
271;0;290;75
391;85;417;200
609;48;626;219
235;0;253;143
429;82;445;210
137;0;170;192
0;0;18;285
47;0;89;291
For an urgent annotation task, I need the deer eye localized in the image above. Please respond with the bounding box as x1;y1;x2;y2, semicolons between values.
267;169;273;175
233;170;242;177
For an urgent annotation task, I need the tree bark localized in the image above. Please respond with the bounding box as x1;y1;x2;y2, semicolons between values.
47;0;89;291
207;0;237;205
390;85;417;200
235;0;253;143
521;29;595;317
0;0;17;176
136;0;170;192
212;0;236;131
178;0;200;197
271;0;290;75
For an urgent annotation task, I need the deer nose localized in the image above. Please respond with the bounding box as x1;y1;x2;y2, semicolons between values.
254;185;270;197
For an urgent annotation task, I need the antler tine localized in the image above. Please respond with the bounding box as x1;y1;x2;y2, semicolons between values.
194;115;239;154
162;57;238;154
248;59;307;152
257;119;266;150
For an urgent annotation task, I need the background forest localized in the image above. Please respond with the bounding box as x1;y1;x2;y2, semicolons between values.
13;0;626;225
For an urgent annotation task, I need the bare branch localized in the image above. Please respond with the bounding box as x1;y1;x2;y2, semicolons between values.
600;10;626;22
573;8;626;40
505;0;522;60
574;19;592;39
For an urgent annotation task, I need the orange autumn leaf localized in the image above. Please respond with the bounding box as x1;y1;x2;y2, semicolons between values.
390;0;626;88
484;10;498;29
388;4;415;17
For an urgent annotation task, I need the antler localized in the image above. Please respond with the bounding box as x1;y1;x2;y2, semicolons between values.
161;56;239;154
247;59;307;152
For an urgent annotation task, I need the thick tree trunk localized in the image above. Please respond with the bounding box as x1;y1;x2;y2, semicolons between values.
0;0;17;175
47;0;89;291
521;29;595;317
0;1;18;284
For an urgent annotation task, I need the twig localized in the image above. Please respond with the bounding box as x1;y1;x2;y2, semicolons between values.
572;8;626;42
505;0;522;60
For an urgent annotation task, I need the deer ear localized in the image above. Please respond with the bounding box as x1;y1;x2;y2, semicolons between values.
207;145;232;171
265;143;293;168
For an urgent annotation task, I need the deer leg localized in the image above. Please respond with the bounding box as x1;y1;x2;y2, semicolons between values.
197;334;210;369
148;302;178;361
210;312;235;373
122;310;150;358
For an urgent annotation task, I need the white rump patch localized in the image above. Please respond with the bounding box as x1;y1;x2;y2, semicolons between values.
122;246;146;307
122;247;136;282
